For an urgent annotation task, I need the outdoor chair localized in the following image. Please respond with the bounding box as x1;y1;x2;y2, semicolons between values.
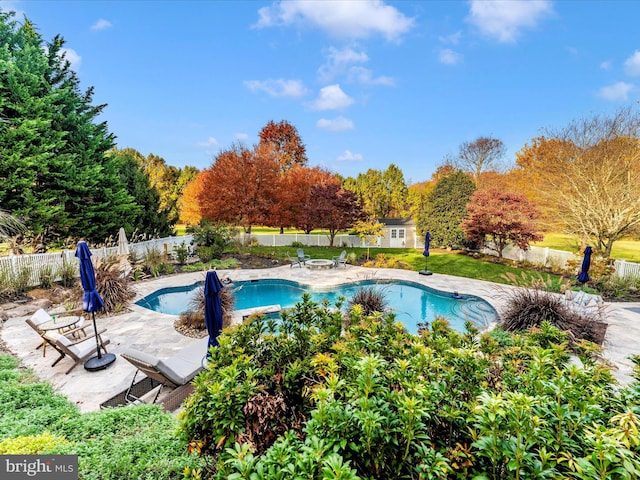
287;253;303;268
43;327;111;374
297;248;311;265
27;309;88;356
565;290;606;319
120;337;209;404
333;250;347;268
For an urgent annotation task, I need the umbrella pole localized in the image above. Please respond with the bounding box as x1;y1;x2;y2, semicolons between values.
92;311;102;359
419;255;433;276
84;310;115;371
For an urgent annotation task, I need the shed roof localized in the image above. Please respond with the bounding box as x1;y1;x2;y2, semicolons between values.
378;217;415;226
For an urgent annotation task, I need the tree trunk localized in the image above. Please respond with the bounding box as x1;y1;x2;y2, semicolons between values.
329;230;336;247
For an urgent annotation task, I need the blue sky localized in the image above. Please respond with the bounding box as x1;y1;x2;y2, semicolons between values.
3;0;640;183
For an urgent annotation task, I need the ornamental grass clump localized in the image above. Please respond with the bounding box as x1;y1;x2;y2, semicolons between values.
176;283;235;333
499;273;607;346
77;255;135;315
347;286;387;317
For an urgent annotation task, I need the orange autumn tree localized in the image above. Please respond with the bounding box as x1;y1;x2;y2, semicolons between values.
198;143;280;233
258;120;307;172
270;165;335;233
516;107;640;256
179;171;206;226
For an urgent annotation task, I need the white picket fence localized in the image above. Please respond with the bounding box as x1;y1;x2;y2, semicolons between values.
1;233;638;288
480;243;640;280
0;235;194;288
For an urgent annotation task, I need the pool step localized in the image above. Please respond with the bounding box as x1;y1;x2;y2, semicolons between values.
454;299;497;328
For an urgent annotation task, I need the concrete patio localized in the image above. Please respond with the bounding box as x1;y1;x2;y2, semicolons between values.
1;265;639;413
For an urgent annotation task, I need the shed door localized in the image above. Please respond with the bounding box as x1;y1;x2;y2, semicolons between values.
390;228;405;248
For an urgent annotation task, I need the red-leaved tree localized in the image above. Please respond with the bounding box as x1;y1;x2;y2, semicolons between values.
270;166;335;233
258;120;307;172
302;182;365;246
198;143;280;233
462;189;542;259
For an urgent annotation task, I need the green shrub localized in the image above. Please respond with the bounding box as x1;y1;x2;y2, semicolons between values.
38;264;55;289
175;241;189;264
11;264;33;294
195;245;223;263
0;432;71;454
179;299;640;480
0;354;204;480
141;247;167;277
58;260;77;288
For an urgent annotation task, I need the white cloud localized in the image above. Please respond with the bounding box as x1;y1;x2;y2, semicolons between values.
347;66;395;86
598;81;634;101
318;46;394;86
318;46;368;82
308;84;355;111
336;150;364;162
0;1;24;16
624;50;640;76
197;137;218;147
317;116;354;132
255;0;414;41
91;19;112;31
439;31;462;45
438;48;463;65
244;79;309;98
600;60;612;71
467;0;553;43
235;133;249;141
59;48;81;70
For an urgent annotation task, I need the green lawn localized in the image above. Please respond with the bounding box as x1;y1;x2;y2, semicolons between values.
534;232;640;262
249;245;566;289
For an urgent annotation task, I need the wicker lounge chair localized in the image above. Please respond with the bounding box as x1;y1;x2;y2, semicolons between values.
120;337;209;404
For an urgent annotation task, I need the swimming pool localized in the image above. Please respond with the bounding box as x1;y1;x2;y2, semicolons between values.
136;279;498;334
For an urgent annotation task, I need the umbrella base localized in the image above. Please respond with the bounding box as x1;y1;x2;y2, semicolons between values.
84;353;116;372
419;270;433;276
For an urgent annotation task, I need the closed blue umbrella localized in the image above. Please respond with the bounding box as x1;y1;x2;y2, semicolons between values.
204;270;224;356
419;231;433;276
577;246;593;284
75;241;116;371
423;231;431;257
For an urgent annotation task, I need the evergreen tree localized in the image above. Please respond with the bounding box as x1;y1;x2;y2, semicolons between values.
418;170;476;248
0;12;137;247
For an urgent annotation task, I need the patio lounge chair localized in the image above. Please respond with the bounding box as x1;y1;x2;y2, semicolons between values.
27;309;88;356
43;327;111;374
333;250;347;268
297;248;311;265
120;337;209;404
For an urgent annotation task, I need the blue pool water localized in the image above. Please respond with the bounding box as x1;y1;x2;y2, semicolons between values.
136;279;498;334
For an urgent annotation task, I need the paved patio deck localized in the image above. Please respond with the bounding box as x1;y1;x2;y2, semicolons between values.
1;265;638;412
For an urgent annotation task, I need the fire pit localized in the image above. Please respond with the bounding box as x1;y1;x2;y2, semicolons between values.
305;259;334;270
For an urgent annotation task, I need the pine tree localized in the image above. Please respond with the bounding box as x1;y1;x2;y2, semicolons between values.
0;12;137;247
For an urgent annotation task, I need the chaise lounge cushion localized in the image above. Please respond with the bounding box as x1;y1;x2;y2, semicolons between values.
121;337;209;387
